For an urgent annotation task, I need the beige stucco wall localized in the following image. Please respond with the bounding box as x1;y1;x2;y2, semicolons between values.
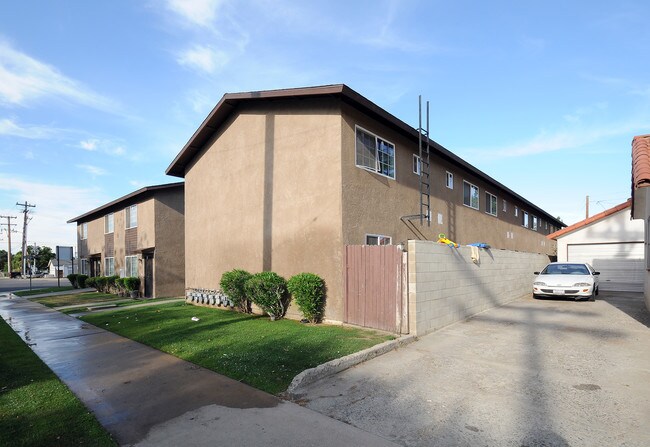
154;189;185;297
184;99;344;320
340;103;556;256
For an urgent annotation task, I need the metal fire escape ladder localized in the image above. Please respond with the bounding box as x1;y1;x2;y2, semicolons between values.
418;96;431;226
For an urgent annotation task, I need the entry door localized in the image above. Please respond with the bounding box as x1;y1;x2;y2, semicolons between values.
144;253;154;298
90;257;101;277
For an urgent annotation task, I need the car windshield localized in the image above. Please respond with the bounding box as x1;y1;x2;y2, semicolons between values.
541;264;589;275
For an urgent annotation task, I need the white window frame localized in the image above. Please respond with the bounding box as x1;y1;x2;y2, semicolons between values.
125;255;138;277
446;171;454;189
413;154;421;175
355;125;396;179
463;180;480;210
545;221;548;230
532;216;538;231
104;213;114;234
104;257;115;276
80;223;88;240
503;200;507;213
522;211;529;228
125;205;137;229
485;192;498;216
365;234;392;245
81;259;89;275
515;206;519;217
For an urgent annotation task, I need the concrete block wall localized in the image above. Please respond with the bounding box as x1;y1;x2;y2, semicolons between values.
408;240;550;336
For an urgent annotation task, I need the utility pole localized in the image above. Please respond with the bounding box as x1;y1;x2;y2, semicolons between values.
17;201;35;276
585;195;589;219
0;216;17;275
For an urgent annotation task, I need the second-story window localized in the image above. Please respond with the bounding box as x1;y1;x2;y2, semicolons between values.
486;192;497;216
523;211;529;228
104;213;114;234
503;200;507;213
355;126;395;179
126;205;137;229
413;154;421;175
515;206;519;217
532;216;538;231
463;181;479;210
80;223;88;240
446;172;454;189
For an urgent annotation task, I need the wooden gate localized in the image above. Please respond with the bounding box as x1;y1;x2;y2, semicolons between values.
344;245;408;334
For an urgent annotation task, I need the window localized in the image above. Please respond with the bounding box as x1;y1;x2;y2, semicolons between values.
81;259;89;275
532;216;538;231
125;255;138;277
545;221;548;230
80;223;88;240
486;192;497;216
104;257;115;276
413;154;421;175
463;181;479;209
503;200;507;213
355;126;395;179
125;205;137;229
365;234;392;245
104;213;114;234
515;206;519;217
522;211;529;228
446;172;454;189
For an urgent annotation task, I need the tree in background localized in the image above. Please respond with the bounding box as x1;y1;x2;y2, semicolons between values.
0;249;6;273
11;252;21;272
31;246;55;271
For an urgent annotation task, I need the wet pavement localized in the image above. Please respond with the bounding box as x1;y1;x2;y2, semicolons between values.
0;293;399;446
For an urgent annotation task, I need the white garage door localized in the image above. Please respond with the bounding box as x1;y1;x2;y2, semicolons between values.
567;243;644;292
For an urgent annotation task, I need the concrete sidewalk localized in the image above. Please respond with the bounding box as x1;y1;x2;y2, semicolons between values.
0;293;398;447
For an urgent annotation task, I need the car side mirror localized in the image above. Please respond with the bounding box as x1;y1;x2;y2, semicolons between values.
533;272;540;275
593;272;600;275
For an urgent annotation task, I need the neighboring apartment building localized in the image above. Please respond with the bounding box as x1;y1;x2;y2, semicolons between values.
166;84;563;321
68;182;185;298
631;133;650;311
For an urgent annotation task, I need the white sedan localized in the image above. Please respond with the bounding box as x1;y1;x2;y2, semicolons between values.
532;262;600;301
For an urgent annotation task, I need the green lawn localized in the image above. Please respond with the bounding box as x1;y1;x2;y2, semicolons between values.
0;318;116;447
61;297;182;314
31;292;123;308
13;286;74;297
82;303;393;394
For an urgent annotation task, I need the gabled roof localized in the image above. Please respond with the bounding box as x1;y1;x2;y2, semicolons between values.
67;182;184;224
165;84;564;228
547;199;631;240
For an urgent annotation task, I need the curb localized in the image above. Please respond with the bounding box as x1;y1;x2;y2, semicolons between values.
285;334;417;399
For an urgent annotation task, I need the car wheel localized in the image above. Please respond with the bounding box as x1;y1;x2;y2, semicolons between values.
588;289;596;302
595;286;599;296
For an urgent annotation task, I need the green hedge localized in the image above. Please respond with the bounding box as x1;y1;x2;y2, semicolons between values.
66;274;79;288
244;272;289;320
287;273;325;323
220;269;252;313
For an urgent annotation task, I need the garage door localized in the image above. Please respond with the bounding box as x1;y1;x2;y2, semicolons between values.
567;243;644;292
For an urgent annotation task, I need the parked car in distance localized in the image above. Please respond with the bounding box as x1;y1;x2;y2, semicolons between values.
533;262;600;301
10;271;21;279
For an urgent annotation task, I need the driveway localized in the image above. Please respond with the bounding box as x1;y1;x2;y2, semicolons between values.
295;292;650;446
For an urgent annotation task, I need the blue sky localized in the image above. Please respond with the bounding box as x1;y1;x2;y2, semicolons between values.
0;0;648;252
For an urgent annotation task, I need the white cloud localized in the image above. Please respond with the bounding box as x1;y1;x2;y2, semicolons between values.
0;117;61;139
165;0;224;28
79;139;99;151
0;40;119;112
75;164;107;176
0;175;107;250
177;45;230;74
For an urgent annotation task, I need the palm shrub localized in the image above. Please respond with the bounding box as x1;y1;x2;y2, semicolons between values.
287;273;326;323
220;269;252;313
66;273;79;288
77;274;88;288
244;272;289;320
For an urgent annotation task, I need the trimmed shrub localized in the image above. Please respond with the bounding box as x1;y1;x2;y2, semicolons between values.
76;274;88;288
124;277;140;292
244;272;289;320
95;276;108;293
220;269;252;313
287;273;325;323
115;278;127;296
106;275;119;294
86;277;97;289
67;273;79;288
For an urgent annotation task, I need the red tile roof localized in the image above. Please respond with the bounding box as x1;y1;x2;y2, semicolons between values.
632;134;650;190
547;199;632;240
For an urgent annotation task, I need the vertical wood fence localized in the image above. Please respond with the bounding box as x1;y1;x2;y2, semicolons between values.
344;245;408;334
